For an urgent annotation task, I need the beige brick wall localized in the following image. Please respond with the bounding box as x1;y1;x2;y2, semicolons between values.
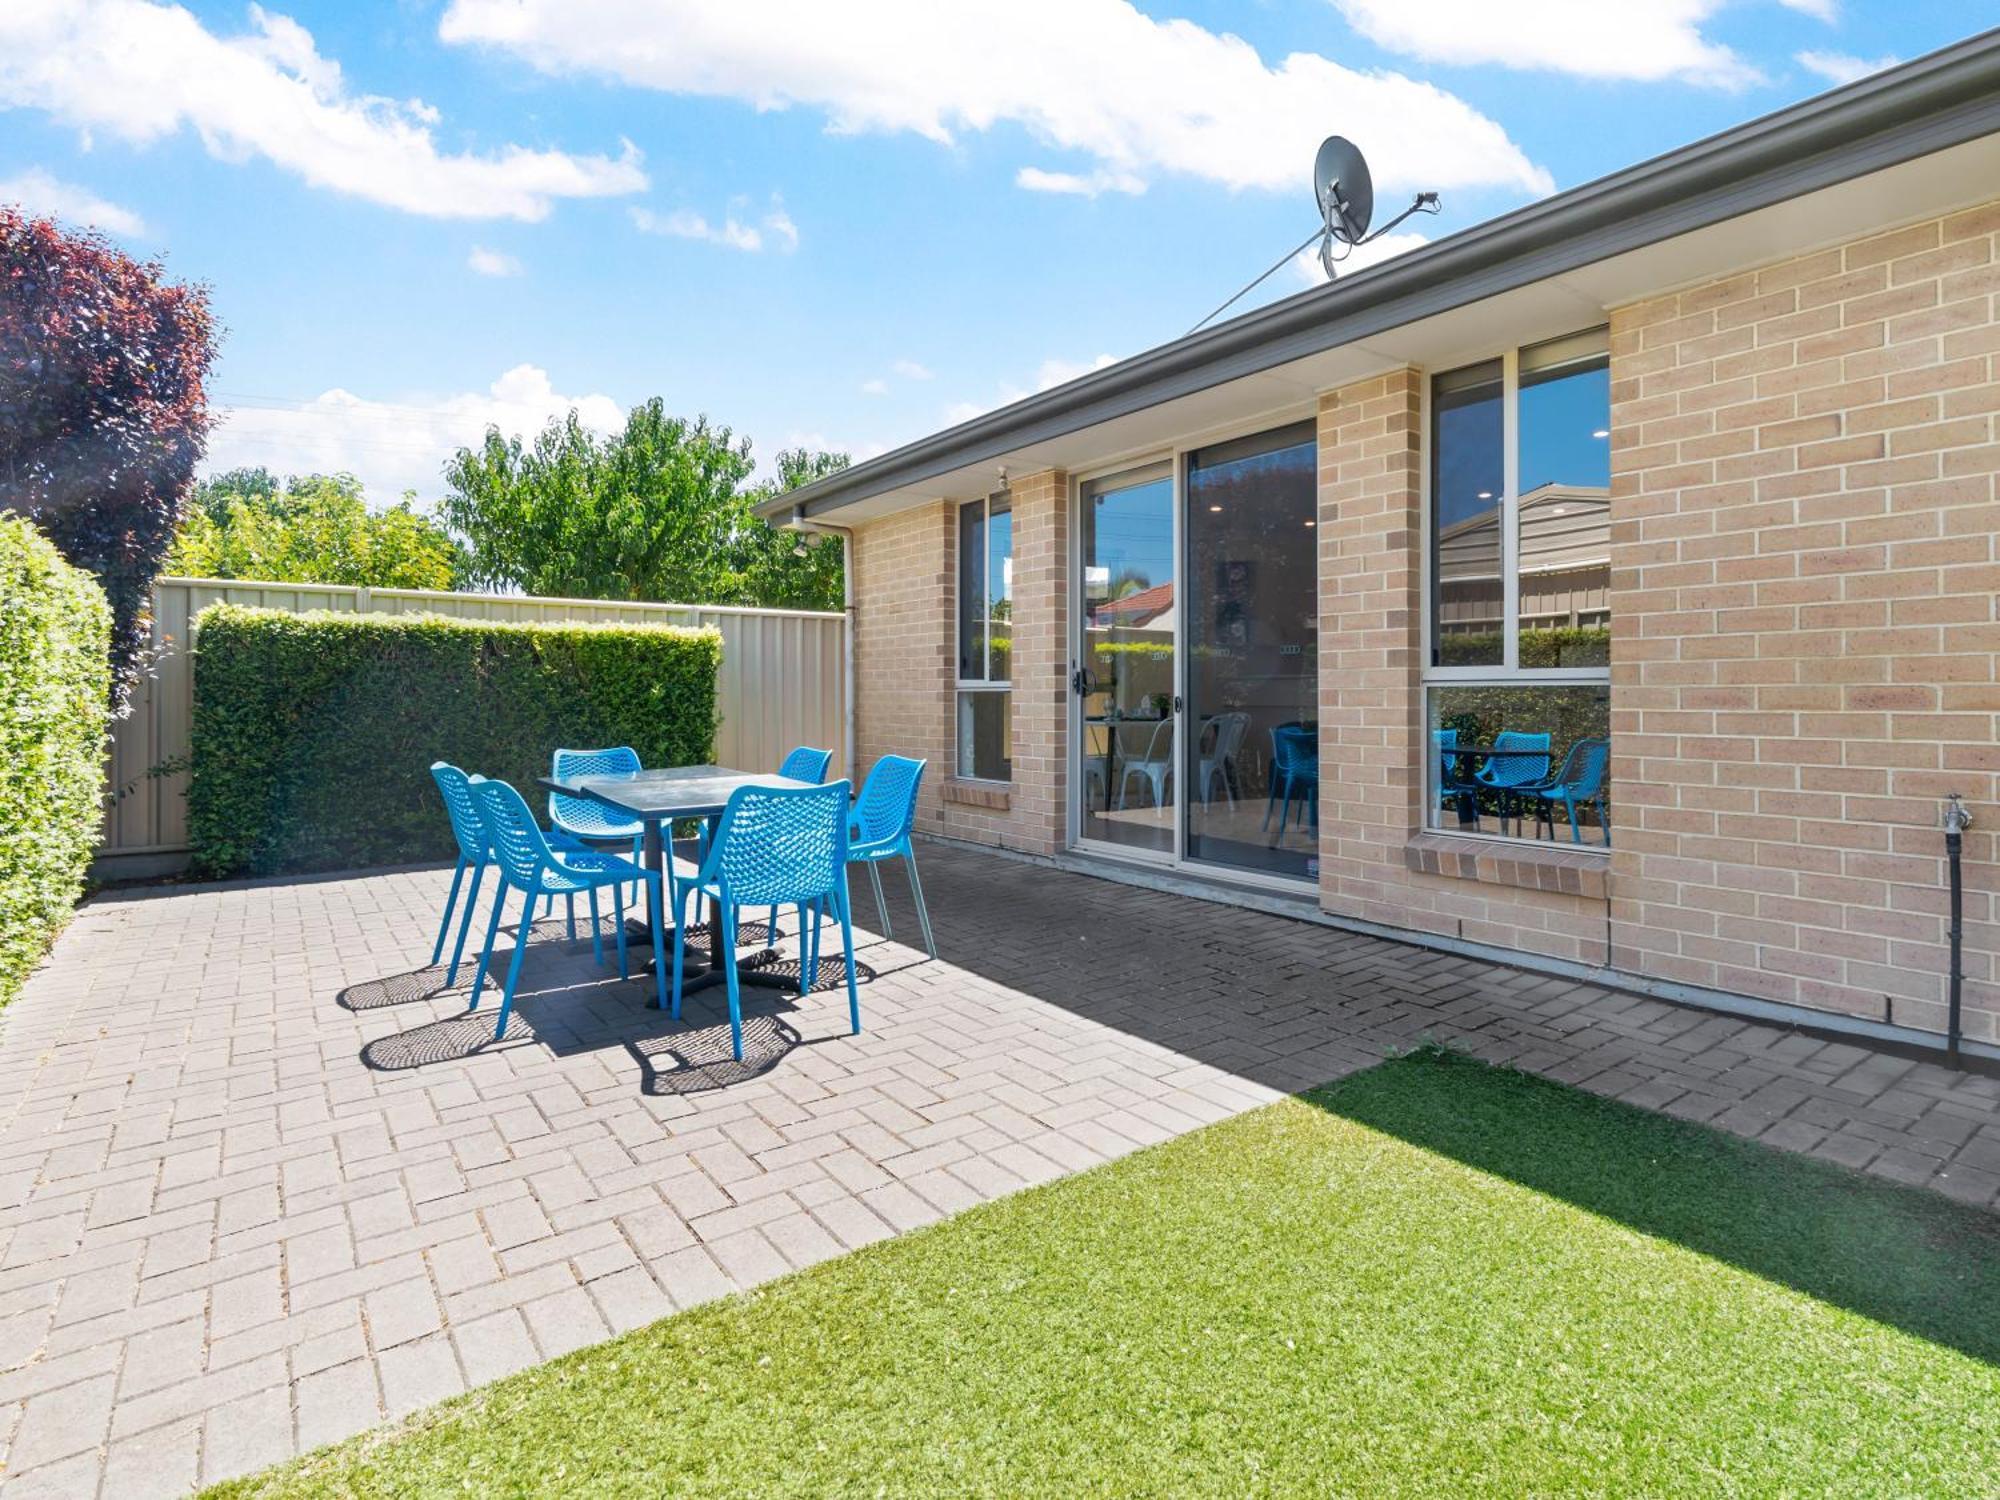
848;469;1069;856
1608;202;1999;1036
1315;371;1612;964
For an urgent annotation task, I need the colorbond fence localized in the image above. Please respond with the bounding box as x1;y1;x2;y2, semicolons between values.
99;578;847;876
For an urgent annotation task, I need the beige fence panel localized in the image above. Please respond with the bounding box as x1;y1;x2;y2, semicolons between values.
101;578;847;876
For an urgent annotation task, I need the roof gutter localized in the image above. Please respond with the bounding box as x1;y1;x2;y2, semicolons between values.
758;29;2000;521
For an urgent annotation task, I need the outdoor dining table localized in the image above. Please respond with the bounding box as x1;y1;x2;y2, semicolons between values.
1442;745;1553;835
537;763;813;1006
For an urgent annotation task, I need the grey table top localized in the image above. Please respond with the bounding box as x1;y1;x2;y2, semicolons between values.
539;764;813;821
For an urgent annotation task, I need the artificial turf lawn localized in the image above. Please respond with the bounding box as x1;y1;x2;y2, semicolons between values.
211;1049;2000;1497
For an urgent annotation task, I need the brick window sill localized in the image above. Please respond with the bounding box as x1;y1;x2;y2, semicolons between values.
943;777;1011;811
1405;831;1609;900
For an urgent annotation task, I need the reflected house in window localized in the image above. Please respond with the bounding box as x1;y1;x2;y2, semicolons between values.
1437;482;1610;665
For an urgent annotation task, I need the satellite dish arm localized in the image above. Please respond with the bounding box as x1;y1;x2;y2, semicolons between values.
1360;192;1441;245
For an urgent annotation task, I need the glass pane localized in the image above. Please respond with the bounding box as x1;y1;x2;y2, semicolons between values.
1519;330;1611;670
987;500;1013;682
957;499;986;680
1185;422;1318;881
1432;360;1504;667
1428;684;1611;844
1078;466;1174;854
957;689;1011;781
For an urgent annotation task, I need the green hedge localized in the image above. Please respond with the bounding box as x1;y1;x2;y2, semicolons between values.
1438;626;1610;668
0;515;111;1007
188;607;722;877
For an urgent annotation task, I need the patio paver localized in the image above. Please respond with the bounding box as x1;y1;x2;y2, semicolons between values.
2;843;1999;1494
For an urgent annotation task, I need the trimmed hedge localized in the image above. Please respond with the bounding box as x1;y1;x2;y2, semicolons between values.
0;514;111;1007
187;607;721;877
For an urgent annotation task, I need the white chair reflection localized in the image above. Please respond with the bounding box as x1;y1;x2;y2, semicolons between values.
1197;712;1249;808
1115;718;1175;811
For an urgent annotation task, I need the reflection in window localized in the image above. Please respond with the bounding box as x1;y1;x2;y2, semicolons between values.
1431;360;1504;666
957;688;1012;782
1518;330;1610;670
1429;685;1610;844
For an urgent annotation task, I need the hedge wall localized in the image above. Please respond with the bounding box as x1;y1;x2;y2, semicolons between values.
188;607;721;878
0;515;111;1008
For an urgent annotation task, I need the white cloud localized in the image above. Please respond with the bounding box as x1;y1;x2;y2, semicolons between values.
203;363;624;505
439;0;1552;197
0;166;144;234
630;198;797;252
1292;230;1431;286
1796;50;1899;86
467;245;522;277
859;378;889;396
891;359;933;381
0;1;646;220
1333;0;1761;88
1778;0;1838;21
943;352;1118;426
1016;166;1145;198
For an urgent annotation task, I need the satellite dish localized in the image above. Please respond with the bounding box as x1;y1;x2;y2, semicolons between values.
1314;136;1374;246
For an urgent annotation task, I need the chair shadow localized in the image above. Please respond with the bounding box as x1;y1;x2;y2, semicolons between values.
338;964;460;1011
1309;1046;2000;1369
630;1013;805;1096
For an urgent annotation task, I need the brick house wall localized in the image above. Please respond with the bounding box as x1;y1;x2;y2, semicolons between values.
1607;202;1999;1037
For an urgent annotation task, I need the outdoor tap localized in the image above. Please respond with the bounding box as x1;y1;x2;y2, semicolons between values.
1943;793;1973;835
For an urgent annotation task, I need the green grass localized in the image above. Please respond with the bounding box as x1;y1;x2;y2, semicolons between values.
212;1050;2000;1498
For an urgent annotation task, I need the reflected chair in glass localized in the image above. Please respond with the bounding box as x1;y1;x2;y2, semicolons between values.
1114;717;1175;813
764;746;835;942
1197;712;1250;808
670;780;859;1062
467;779;666;1041
1474;730;1551;836
1527;737;1610;845
845;754;934;959
429;763;490;986
1263;723;1319;839
548;746;645;938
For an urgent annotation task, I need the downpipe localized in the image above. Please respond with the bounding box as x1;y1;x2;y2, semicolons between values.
1944;793;1973;1066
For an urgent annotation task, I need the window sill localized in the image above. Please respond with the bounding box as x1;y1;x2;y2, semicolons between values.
1404;831;1608;900
943;777;1011;811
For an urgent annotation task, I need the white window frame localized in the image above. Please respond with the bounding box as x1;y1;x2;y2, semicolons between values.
955;489;1013;783
1420;331;1612;841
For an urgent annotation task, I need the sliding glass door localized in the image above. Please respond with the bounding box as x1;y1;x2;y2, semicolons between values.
1075;463;1175;855
1070;423;1319;884
1183;423;1319;880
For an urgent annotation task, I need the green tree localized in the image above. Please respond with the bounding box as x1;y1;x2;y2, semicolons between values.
167;470;466;591
440;403;847;611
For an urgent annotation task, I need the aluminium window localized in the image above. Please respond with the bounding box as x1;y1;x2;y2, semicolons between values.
1427;328;1612;844
956;490;1013;781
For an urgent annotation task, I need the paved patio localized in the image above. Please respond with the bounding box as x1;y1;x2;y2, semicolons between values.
3;845;2000;1497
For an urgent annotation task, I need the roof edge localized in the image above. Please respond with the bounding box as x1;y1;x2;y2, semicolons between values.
759;28;2000;522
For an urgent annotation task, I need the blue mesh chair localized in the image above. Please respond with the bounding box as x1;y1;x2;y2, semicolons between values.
1475;730;1551;835
429;763;490;986
847;754;933;958
670;780;857;1061
1263;724;1319;837
1528;737;1611;844
763;746;835;941
468;779;666;1040
548;747;645;936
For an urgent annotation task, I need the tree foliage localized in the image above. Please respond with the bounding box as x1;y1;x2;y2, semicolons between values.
440;400;847;610
168;468;467;591
0;208;215;709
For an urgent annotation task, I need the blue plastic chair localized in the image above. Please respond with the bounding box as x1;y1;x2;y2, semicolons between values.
763;747;835;941
1475;730;1551;835
847;755;934;958
1263;724;1319;837
468;779;666;1040
429;763;490;986
548;746;645;936
1433;728;1458;810
671;780;858;1061
1529;737;1611;844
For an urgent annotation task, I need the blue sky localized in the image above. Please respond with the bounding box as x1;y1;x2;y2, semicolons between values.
0;1;1984;504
